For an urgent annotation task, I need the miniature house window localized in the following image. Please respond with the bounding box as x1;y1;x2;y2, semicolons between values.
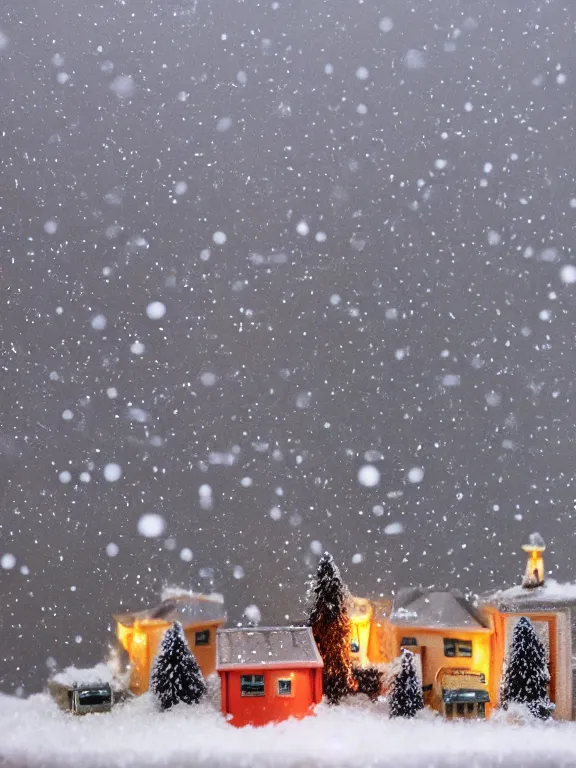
477;702;486;718
445;703;453;717
400;637;417;647
277;679;292;696
443;638;472;658
194;629;210;646
241;675;265;697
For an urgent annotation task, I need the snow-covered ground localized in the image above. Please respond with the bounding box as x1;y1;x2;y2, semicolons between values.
2;692;576;768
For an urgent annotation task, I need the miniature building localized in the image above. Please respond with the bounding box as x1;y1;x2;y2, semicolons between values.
367;589;492;718
521;532;546;588
114;591;226;694
47;664;125;714
216;626;323;727
481;584;573;719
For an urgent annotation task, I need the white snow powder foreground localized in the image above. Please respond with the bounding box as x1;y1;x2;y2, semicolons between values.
2;693;576;768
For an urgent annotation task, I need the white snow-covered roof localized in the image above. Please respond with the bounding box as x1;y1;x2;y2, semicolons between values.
485;579;576;605
51;663;114;687
390;591;490;630
161;586;225;604
216;626;323;671
115;592;226;627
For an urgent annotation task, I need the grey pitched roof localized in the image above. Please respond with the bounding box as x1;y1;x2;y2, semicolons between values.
390;590;489;630
114;594;226;627
216;626;323;670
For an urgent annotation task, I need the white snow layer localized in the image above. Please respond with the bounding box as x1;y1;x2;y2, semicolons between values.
160;585;225;604
51;663;114;687
2;692;576;768
489;578;576;602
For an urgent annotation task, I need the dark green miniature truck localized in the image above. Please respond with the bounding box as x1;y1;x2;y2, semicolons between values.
48;680;113;715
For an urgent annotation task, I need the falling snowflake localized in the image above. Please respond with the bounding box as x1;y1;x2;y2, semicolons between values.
357;465;381;487
407;467;424;484
103;463;122;482
146;301;166;320
137;513;166;538
109;75;136;99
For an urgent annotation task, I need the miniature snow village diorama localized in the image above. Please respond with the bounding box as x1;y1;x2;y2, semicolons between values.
40;533;575;727
6;536;576;767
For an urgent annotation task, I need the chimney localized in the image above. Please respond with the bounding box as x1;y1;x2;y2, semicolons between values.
521;532;545;589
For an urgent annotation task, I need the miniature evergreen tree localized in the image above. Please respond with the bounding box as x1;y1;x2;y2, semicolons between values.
150;621;207;710
500;616;554;720
308;552;353;704
352;666;383;701
389;648;424;718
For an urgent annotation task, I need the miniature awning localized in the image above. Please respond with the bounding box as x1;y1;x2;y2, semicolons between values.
442;688;490;704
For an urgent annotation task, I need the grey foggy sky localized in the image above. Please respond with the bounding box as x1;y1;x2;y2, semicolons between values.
1;0;576;693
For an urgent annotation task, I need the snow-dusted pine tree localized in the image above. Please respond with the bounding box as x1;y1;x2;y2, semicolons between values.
150;621;207;710
389;648;424;718
500;616;554;720
308;552;353;704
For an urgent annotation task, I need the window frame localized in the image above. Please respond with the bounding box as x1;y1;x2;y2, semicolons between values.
277;678;293;697
443;638;473;658
240;674;265;697
194;629;210;646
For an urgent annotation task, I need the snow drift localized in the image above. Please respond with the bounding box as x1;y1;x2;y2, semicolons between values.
2;692;576;768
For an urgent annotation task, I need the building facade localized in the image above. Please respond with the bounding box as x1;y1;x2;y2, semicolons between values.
114;591;226;694
216;626;323;727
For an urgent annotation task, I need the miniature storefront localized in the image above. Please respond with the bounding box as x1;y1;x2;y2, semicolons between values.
114;592;226;694
216;626;324;727
366;589;492;717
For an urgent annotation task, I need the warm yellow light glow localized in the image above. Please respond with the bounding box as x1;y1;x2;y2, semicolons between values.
116;623;132;651
472;640;490;677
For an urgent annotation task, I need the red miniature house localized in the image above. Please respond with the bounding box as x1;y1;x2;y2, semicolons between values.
216;626;324;727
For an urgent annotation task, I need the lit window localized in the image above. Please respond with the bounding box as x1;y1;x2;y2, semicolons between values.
241;675;265;697
277;679;292;696
443;638;472;657
195;630;210;646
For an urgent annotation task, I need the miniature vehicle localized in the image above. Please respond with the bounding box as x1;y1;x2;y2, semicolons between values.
48;680;113;715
